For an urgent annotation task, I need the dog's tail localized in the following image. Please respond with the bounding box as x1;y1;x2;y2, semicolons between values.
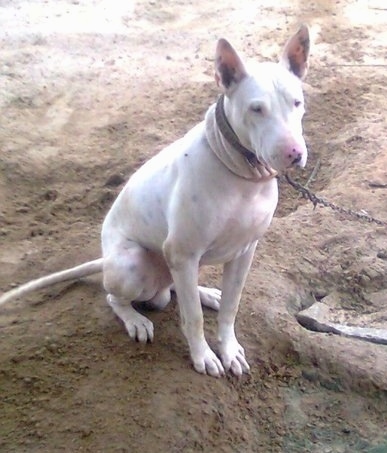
0;258;104;307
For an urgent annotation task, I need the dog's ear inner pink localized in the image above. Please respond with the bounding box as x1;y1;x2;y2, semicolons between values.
281;24;310;79
215;39;247;89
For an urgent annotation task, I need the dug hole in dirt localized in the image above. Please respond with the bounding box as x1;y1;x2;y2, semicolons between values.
0;1;386;452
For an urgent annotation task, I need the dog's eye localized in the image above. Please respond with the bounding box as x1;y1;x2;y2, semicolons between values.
294;100;302;108
251;103;263;114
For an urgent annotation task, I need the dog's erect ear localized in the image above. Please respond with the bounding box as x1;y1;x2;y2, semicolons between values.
280;24;310;79
215;39;248;91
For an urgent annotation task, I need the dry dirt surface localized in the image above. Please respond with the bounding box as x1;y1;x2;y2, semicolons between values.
1;1;387;452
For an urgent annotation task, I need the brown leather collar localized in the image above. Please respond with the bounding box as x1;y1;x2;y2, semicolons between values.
215;94;262;168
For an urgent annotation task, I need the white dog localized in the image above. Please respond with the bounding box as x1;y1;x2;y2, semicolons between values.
0;26;310;377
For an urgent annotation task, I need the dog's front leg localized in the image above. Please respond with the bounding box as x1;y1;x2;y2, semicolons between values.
218;242;257;376
165;247;224;377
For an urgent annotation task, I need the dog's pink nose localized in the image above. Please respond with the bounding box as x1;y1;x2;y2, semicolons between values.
290;150;302;165
285;147;304;167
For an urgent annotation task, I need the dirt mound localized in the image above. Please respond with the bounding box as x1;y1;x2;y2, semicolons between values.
1;1;386;452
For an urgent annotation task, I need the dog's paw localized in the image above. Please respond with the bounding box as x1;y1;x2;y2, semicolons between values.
107;294;154;343
198;286;221;311
219;339;250;377
191;346;225;377
124;314;154;343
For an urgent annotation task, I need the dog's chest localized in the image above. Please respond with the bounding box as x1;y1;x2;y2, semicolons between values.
200;187;278;265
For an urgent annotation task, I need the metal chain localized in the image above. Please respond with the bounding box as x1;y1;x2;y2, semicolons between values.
282;174;387;227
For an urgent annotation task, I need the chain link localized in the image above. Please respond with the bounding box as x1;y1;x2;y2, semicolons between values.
282;174;387;227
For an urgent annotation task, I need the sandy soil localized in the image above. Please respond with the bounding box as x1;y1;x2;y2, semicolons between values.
1;0;387;452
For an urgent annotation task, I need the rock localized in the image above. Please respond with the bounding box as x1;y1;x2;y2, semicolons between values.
297;302;387;345
377;250;387;260
104;174;125;187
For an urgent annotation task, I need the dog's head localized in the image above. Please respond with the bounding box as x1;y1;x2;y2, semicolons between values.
215;26;310;172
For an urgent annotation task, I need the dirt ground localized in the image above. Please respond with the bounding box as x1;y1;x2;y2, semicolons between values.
1;0;387;452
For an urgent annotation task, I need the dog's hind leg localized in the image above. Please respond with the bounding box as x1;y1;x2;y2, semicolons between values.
198;286;221;311
103;241;172;342
170;284;221;311
144;287;172;310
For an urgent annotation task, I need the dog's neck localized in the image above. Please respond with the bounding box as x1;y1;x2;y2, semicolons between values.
205;95;277;182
